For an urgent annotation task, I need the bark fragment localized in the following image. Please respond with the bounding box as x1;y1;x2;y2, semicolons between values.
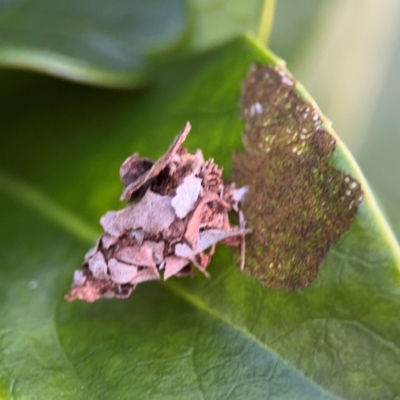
66;122;250;302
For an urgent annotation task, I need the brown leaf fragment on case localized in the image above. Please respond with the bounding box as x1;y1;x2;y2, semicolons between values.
66;122;251;302
120;122;192;201
101;234;119;249
233;63;363;290
131;266;160;285
87;251;108;280
113;190;176;235
164;256;190;280
115;244;156;268
120;153;153;187
108;258;138;284
171;174;202;218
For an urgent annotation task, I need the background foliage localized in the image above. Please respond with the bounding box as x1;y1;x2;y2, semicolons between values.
0;0;399;399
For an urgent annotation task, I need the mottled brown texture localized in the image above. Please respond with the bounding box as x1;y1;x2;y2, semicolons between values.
233;64;363;290
66;123;250;302
119;154;153;187
120;123;192;201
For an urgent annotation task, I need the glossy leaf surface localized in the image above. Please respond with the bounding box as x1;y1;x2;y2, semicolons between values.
0;37;400;399
0;0;263;87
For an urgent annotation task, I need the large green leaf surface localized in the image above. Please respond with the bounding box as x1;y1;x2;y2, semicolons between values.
0;0;263;87
1;37;400;399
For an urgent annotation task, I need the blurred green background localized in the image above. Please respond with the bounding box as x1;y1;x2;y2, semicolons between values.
0;0;399;238
0;1;399;398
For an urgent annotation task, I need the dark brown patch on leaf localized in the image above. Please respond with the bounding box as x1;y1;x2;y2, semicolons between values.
233;64;363;290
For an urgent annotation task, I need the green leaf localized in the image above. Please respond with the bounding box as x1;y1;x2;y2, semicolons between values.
187;0;264;52
0;0;264;87
1;36;400;399
0;0;188;87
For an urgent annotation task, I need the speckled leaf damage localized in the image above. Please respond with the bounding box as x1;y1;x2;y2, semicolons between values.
234;63;363;289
